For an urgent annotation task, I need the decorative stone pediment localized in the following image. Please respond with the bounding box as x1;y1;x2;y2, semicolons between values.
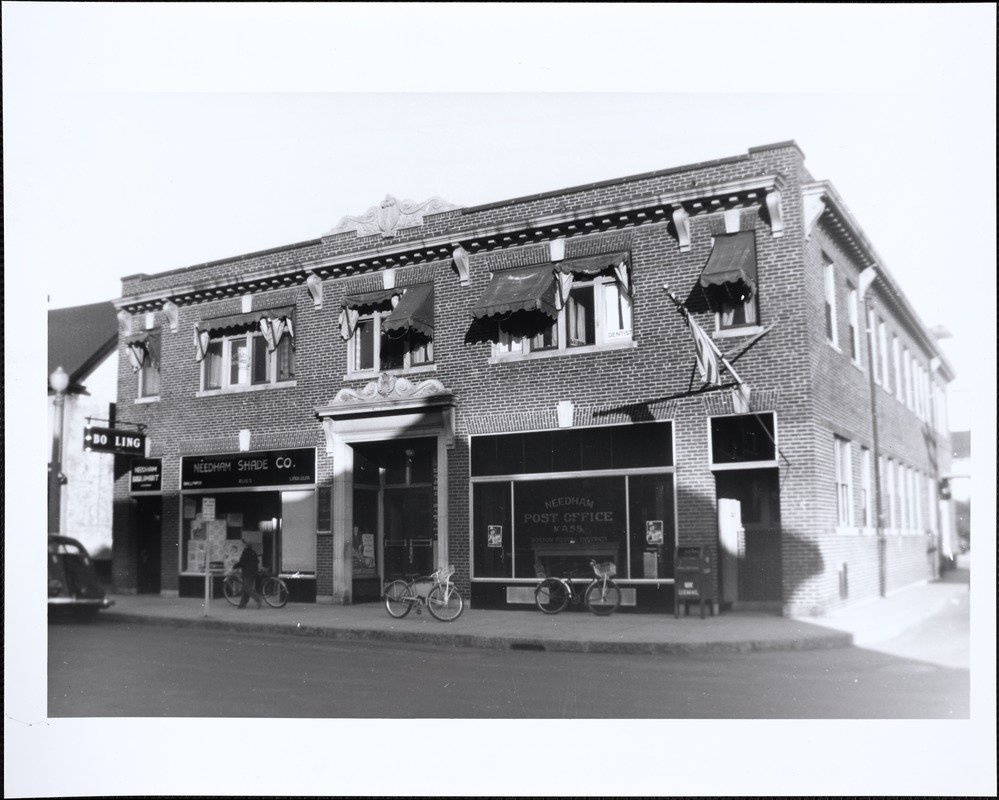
330;195;461;238
330;373;450;406
317;373;456;453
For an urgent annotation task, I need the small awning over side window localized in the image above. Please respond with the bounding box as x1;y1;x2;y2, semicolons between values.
198;305;295;335
698;232;757;298
469;264;558;320
123;330;161;371
382;284;434;338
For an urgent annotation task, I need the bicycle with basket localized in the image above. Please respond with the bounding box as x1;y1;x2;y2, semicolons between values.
383;565;464;622
535;558;622;616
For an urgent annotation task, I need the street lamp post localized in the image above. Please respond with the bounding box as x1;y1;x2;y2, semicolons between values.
48;366;70;534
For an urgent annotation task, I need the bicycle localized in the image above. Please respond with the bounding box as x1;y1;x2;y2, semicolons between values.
223;568;289;608
383;565;464;622
535;558;622;616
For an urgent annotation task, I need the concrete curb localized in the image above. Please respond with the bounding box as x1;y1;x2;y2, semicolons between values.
102;610;854;655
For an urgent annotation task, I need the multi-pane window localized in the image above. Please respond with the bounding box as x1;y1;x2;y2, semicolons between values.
718;291;758;329
878;319;891;393
139;355;160;398
823;255;838;347
834;436;852;526
859;446;872;528
847;286;861;363
350;307;433;373
867;308;880;384
891;334;905;401
885;458;896;528
497;274;632;356
125;331;161;399
202;331;294;390
903;348;913;409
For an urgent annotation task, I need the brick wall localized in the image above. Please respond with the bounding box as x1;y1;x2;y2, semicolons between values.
113;142;948;614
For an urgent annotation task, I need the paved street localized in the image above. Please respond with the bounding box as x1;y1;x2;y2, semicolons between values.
49;613;968;719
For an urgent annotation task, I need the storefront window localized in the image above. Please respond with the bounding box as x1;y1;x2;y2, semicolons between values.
182;492;280;575
471;423;675;582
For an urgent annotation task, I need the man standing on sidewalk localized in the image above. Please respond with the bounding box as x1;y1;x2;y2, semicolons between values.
235;541;264;609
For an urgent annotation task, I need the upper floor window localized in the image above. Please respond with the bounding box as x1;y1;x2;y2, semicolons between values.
891;334;903;401
698;232;760;332
823;254;838;347
471;256;632;360
340;284;434;375
878;319;891;392
124;330;161;399
496;273;632;355
847;286;861;363
195;308;295;392
867;308;880;384
859;446;872;527
834;436;852;526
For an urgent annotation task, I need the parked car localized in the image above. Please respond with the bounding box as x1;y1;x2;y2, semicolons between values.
48;534;115;620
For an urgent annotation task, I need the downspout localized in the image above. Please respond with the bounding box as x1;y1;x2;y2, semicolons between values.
860;268;886;597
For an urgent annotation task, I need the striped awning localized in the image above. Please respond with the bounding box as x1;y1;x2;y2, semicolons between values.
198;305;295;334
470;264;558;320
382;284;434;338
698;232;757;297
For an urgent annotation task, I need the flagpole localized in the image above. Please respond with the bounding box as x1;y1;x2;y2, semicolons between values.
663;285;748;391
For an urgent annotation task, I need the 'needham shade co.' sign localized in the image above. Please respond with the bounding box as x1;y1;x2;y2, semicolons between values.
181;448;316;490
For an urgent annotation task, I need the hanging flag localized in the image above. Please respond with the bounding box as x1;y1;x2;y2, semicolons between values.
685;313;722;385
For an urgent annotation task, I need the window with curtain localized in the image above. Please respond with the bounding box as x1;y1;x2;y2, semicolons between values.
201;328;294;391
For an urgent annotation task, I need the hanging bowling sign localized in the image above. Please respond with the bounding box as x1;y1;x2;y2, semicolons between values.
84;426;146;456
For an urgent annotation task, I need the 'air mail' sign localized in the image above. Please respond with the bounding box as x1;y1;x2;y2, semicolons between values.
84;426;146;456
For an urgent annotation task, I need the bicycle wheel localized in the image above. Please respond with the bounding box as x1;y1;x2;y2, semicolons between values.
223;575;243;607
384;580;414;618
262;576;289;608
584;579;622;616
427;584;463;622
535;578;569;614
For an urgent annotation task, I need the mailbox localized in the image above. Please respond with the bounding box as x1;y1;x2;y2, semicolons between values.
674;545;715;619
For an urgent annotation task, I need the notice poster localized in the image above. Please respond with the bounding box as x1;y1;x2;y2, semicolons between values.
487;525;503;548
202;497;216;521
184;497;197;520
646;520;664;545
352;527;377;577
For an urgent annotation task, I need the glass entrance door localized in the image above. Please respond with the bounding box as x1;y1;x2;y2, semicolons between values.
383;486;435;580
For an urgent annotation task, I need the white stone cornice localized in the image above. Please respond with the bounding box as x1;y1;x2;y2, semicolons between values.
306;273;323;307
803;190;826;239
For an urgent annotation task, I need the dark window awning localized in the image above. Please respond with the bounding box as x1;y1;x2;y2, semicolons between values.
382;284;434;338
198;305;295;335
342;289;399;311
698;232;757;297
123;330;161;370
555;251;629;276
470;264;558;320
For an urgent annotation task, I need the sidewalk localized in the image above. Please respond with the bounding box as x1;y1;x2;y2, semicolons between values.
98;565;970;655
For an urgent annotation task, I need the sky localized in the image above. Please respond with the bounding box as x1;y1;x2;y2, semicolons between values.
5;3;997;797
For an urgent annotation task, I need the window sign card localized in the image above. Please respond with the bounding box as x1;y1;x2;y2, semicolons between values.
487;525;503;547
202;497;216;521
646;520;664;545
184;497;197;520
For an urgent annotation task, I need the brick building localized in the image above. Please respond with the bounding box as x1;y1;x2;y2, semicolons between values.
110;141;955;616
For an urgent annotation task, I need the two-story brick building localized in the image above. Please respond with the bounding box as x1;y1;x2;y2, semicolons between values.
109;141;955;616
